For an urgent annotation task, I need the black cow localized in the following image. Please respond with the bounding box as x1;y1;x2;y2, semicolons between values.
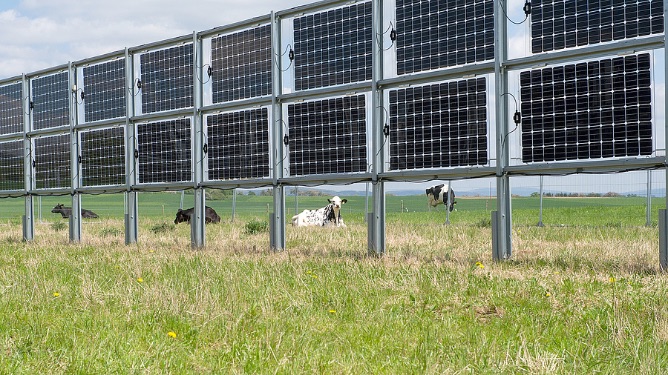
174;206;221;224
51;204;99;219
426;184;456;212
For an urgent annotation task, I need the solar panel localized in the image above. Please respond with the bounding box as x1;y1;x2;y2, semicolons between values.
212;25;272;103
139;44;193;114
0;140;24;190
389;78;488;170
288;95;368;176
80;127;125;187
0;82;23;135
82;59;126;122
395;0;494;75
34;134;70;189
531;0;664;53
206;108;270;180
519;53;652;162
293;2;373;91
31;72;69;130
137;118;191;184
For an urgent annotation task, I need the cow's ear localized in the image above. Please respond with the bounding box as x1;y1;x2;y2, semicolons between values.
328;198;332;203
341;199;347;204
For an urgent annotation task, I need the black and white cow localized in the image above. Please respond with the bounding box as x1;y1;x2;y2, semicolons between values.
174;206;221;224
291;196;347;227
426;184;456;212
51;204;99;219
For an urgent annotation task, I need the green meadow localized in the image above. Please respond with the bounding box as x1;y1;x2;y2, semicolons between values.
0;193;667;373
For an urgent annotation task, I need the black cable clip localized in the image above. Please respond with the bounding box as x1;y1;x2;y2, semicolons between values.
80;91;85;101
136;79;142;89
283;135;289;145
203;144;208;154
389;29;397;42
207;66;213;77
134;149;139;158
383;124;390;137
523;1;531;16
513;111;521;125
288;49;295;61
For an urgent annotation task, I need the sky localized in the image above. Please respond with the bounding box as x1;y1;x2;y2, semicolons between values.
0;0;664;195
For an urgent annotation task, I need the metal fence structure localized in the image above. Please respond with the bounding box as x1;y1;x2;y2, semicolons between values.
0;0;667;266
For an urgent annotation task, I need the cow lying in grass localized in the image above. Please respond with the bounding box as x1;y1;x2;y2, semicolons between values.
174;206;221;224
426;184;456;212
51;204;99;218
291;196;347;227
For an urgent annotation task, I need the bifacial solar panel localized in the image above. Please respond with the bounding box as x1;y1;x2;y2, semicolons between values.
212;25;272;103
80;127;125;187
137;118;191;184
31;72;69;130
34;134;70;189
531;0;664;53
395;0;494;75
206;108;270;180
293;2;373;91
519;53;652;162
82;59;126;122
0;82;23;135
0;140;24;191
288;95;367;176
139;44;193;114
389;77;488;170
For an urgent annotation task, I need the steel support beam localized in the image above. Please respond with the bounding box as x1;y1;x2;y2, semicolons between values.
271;11;286;251
192;32;206;248
124;48;138;245
369;0;385;256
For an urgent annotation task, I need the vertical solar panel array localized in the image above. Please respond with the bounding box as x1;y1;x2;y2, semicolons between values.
212;25;272;103
293;2;372;91
80;127;125;187
531;0;664;53
0;140;24;191
139;44;193;114
520;53;652;162
137;119;191;184
288;95;367;176
0;82;23;135
389;78;488;170
207;109;270;180
82;59;126;122
395;0;494;75
31;72;69;130
34;134;70;189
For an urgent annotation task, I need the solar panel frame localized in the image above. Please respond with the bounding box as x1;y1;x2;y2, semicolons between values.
81;59;127;123
34;133;71;190
0;139;24;191
138;44;194;114
389;77;489;170
31;71;70;131
211;25;273;103
293;1;373;91
531;0;664;53
136;118;192;184
519;53;653;163
287;94;368;176
0;82;24;135
80;126;126;187
395;0;495;75
206;108;271;181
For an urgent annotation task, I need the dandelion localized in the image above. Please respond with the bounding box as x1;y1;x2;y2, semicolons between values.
167;331;177;338
475;261;484;269
545;292;551;297
137;277;144;283
609;277;616;283
53;292;61;297
329;309;336;314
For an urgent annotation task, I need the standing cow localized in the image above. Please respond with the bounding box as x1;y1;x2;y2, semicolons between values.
426;184;456;212
51;204;99;218
291;196;347;227
174;206;221;224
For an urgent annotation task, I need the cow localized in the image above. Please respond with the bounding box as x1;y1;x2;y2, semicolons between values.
291;196;347;227
426;184;456;212
51;204;99;219
174;206;221;224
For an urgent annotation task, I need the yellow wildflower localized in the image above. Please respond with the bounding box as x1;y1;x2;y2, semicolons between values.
167;331;177;338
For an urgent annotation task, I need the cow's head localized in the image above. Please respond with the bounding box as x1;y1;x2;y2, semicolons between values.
328;196;347;209
174;208;190;224
51;204;64;213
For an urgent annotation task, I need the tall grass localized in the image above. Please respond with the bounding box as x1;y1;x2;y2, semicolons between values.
0;202;667;373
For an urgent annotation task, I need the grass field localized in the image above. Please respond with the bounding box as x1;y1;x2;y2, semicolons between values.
0;193;667;373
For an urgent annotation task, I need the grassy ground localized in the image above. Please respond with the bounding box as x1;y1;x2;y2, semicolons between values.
0;195;667;373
